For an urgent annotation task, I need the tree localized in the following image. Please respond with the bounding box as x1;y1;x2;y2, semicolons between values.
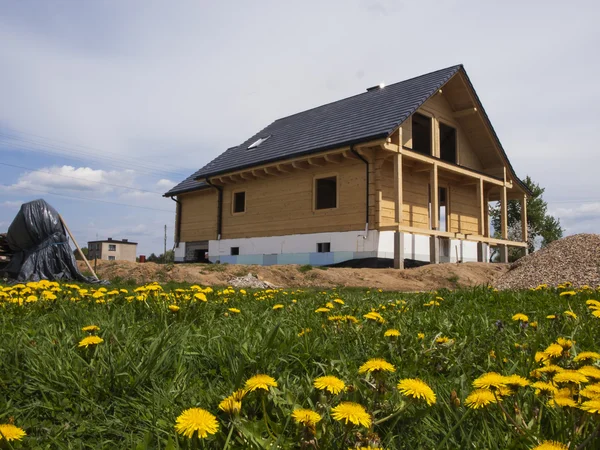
73;246;88;261
490;176;563;260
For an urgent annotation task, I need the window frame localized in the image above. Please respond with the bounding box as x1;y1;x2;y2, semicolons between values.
317;242;331;253
232;190;246;215
108;244;117;251
411;112;434;156
438;120;458;165
230;247;240;256
108;256;116;261
313;173;339;212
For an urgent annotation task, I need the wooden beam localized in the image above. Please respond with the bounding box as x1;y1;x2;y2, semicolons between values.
484;189;490;237
307;157;323;167
520;194;528;244
394;152;403;225
276;164;290;174
501;183;508;239
251;170;265;178
264;167;278;176
239;172;254;181
292;161;309;170
476;178;485;236
342;150;357;159
430;163;439;230
453;107;477;118
324;154;341;164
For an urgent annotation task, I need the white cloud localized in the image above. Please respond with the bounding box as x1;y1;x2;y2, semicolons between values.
4;165;136;194
156;179;176;189
1;200;23;208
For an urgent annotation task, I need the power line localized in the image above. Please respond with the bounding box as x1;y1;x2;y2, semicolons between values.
6;186;174;213
0;162;165;195
0;126;194;174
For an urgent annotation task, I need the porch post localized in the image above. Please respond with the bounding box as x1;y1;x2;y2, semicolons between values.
430;163;439;264
393;152;404;269
520;194;528;255
477;178;485;236
500;184;508;240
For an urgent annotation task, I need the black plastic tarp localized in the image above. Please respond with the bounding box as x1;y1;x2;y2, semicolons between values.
2;199;99;283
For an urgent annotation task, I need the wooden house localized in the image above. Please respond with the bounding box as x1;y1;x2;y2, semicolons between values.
164;65;529;268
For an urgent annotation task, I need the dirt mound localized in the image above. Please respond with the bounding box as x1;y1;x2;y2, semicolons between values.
495;234;600;290
80;260;507;291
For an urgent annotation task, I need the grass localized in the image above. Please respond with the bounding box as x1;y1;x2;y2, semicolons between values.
0;282;599;449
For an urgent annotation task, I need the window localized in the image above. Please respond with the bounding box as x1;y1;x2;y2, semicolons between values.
108;256;116;261
108;244;116;251
230;247;240;256
317;242;331;253
233;191;246;214
315;176;337;210
247;135;271;149
439;123;457;164
412;113;432;155
428;186;449;232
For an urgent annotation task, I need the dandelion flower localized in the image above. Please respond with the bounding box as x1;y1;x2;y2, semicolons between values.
218;396;241;415
472;372;506;390
272;304;284;310
546;314;557;320
512;313;529;322
544;344;564;358
592;310;600;318
384;329;400;337
358;358;396;374
298;328;311;337
168;305;180;312
580;384;600;399
574;351;600;362
331;402;371;427
578;366;600;380
531;381;558;396
81;325;100;332
553;370;588;385
333;299;345;305
291;409;322;427
464;389;497;409
228;308;240;314
559;291;576;297
556;337;574;349
397;378;436;405
531;441;569;450
245;374;277;392
417;333;425;340
586;299;600;309
563;310;577;319
174;407;219;439
550;395;577;408
436;336;454;345
504;374;530;388
315;307;330;313
314;375;346;394
78;336;104;348
580;399;600;414
363;312;385;323
0;424;26;442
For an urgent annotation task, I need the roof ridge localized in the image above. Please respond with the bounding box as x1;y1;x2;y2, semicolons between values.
272;64;463;123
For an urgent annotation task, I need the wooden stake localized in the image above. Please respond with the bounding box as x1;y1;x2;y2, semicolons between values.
59;214;99;281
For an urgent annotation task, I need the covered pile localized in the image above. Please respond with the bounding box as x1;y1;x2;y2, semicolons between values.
495;234;600;290
1;199;97;283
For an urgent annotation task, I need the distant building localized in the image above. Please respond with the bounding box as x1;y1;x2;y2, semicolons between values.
87;238;137;262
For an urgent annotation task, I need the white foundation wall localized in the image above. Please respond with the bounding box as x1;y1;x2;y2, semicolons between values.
174;245;185;261
377;232;479;263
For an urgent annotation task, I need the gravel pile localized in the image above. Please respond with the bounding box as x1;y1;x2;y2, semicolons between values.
495;234;600;290
228;273;278;289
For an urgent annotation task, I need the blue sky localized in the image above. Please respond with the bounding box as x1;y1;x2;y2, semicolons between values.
1;0;599;256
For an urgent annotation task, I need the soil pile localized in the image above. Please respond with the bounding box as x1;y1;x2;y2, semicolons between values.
495;234;600;290
78;260;506;291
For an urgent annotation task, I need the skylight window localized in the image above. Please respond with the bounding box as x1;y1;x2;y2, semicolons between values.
247;135;271;149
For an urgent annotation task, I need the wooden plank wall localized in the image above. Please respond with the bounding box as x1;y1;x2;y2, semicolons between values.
179;190;218;242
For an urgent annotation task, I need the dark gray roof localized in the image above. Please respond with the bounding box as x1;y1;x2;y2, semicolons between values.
165;64;530;197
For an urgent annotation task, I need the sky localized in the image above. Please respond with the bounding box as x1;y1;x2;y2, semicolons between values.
1;0;599;256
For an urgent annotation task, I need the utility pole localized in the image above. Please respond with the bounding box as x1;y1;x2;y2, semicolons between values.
164;225;167;263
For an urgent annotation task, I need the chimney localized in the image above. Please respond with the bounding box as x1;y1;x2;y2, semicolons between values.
122;239;128;242
366;82;385;92
108;237;113;241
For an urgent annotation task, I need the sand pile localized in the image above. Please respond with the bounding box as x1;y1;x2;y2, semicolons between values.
495;234;600;290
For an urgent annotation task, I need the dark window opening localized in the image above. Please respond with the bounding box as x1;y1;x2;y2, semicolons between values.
315;176;337;210
412;113;432;155
439;123;457;164
108;244;116;251
233;191;246;213
317;242;331;253
439;187;448;232
108;256;116;261
230;247;240;256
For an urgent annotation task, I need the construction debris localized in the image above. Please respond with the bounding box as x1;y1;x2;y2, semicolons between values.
227;273;278;289
495;234;600;290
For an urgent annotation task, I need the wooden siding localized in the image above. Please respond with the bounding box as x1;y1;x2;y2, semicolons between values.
446;181;479;234
179;189;218;242
218;158;368;239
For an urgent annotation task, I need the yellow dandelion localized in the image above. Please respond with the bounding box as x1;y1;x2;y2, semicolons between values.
559;291;576;297
563;310;577;319
331;402;371;427
574;351;600;362
363;311;385;323
580;384;600;399
384;329;400;337
193;292;208;302
546;314;557;319
553;370;588;385
472;372;506;390
550;395;577;408
0;424;26;442
228;308;241;313
78;336;104;348
464;389;497;409
586;299;600;309
315;307;330;313
358;358;396;374
531;365;564;378
291;409;322;427
81;325;100;332
531;441;569;450
397;378;436;405
218;396;241;415
578;366;600;380
168;304;180;312
333;299;345;305
417;333;425;340
530;321;538;329
593;310;600;318
325;302;334;309
174;407;219;439
298;328;311;337
531;381;558;396
504;374;530;388
313;375;346;394
544;344;564;358
512;313;529;322
245;374;277;392
272;304;284;310
556;337;574;350
231;388;247;401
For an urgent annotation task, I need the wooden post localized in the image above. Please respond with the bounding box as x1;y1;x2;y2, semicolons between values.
520;194;528;244
430;163;439;230
483;189;490;237
477;178;485;236
59;214;99;281
393;152;404;269
500;184;508;240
